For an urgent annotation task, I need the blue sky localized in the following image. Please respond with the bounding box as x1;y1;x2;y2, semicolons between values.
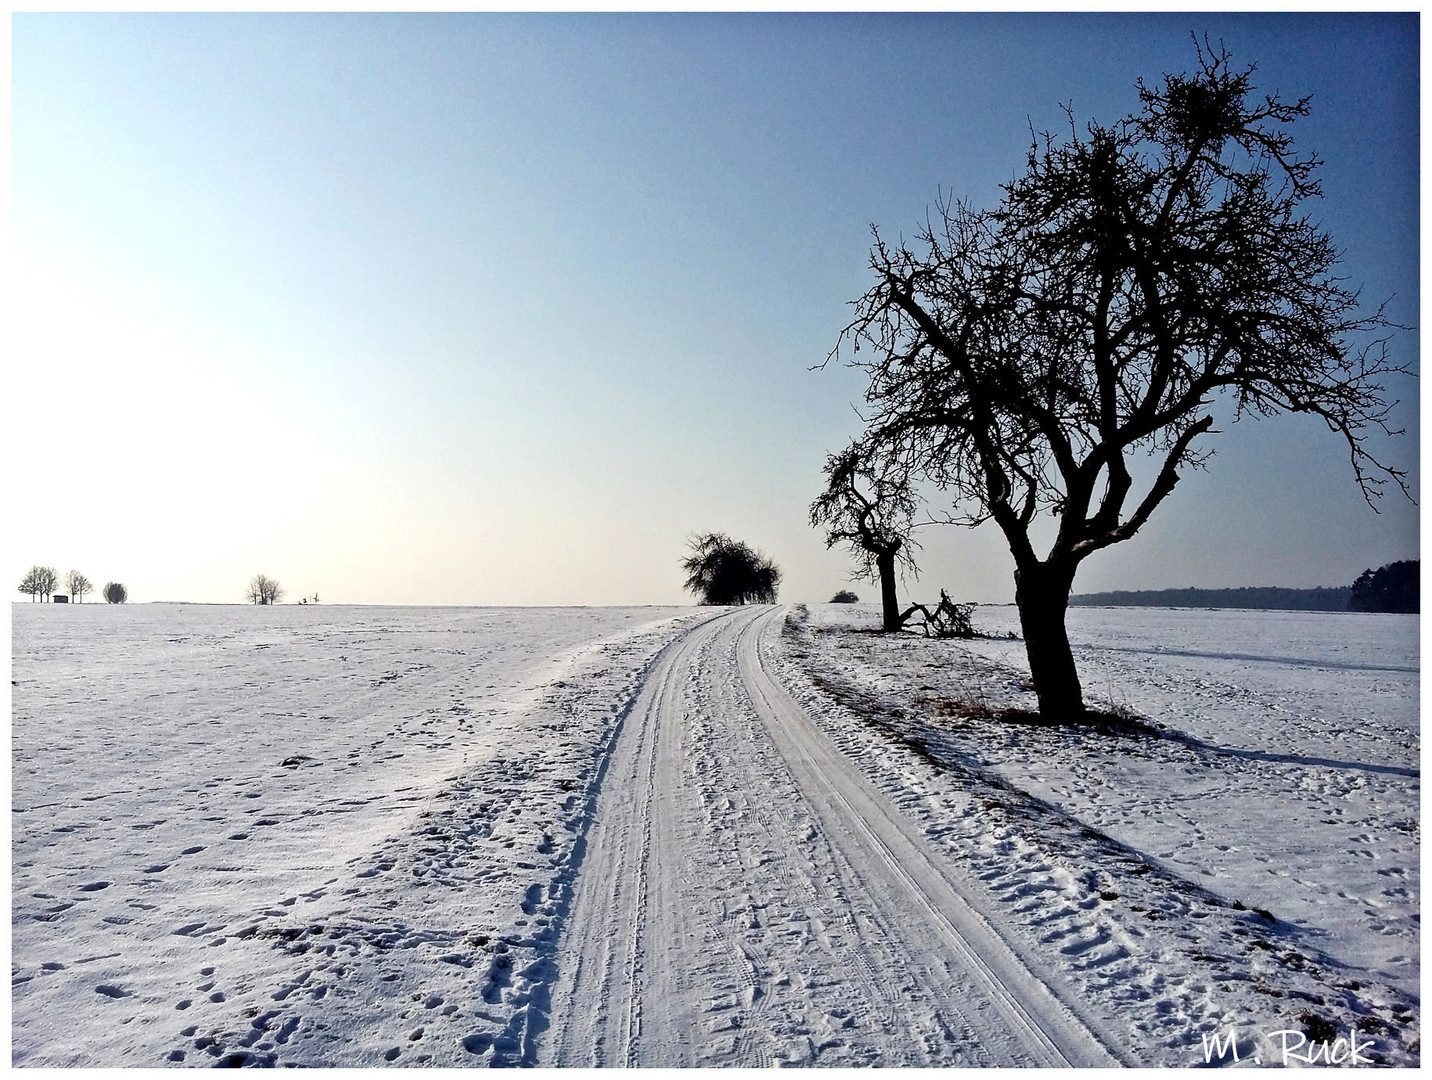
9;13;1419;605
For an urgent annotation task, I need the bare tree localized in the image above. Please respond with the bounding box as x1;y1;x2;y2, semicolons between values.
65;570;93;603
22;566;61;603
810;443;921;632
18;566;46;602
832;41;1410;718
103;582;128;604
681;533;781;605
248;574;284;606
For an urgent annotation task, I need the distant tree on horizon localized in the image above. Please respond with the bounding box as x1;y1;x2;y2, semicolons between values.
830;590;860;603
66;570;93;603
681;533;781;605
248;574;284;606
103;582;128;604
18;566;59;603
825;41;1411;719
811;443;921;632
1349;560;1419;614
19;566;45;602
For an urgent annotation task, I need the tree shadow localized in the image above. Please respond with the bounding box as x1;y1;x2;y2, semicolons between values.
975;705;1419;780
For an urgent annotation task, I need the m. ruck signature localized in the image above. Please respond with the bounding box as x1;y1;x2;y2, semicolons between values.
1202;1027;1377;1066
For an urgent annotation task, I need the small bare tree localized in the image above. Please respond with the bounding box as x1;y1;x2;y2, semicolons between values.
66;570;93;603
103;582;128;604
248;574;284;606
811;443;921;632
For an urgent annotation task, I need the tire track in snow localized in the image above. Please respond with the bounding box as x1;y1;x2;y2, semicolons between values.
542;606;1128;1066
541;606;738;1065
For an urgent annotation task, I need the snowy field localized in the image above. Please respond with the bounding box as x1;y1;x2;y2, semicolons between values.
12;603;701;1066
11;600;1420;1066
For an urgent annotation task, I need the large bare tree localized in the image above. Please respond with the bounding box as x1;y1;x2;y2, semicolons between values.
810;443;920;632
833;42;1410;718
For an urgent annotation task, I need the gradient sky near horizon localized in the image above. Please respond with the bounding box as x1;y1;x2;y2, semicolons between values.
9;12;1419;606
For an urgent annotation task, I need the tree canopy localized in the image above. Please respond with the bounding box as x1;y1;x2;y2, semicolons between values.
681;533;781;605
1349;560;1418;614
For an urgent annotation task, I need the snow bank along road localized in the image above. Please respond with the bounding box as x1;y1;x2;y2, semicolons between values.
544;604;1126;1066
13;602;1418;1065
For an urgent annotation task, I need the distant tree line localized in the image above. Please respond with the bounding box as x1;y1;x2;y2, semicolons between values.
18;566;115;603
1349;560;1418;614
16;568;324;606
1071;561;1418;614
1069;586;1353;612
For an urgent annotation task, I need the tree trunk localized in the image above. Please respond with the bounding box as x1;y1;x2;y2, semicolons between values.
1014;559;1084;719
877;550;902;632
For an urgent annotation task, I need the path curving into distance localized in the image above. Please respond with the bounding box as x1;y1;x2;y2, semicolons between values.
540;605;1127;1067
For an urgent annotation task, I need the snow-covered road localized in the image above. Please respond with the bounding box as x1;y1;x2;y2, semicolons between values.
543;605;1125;1066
